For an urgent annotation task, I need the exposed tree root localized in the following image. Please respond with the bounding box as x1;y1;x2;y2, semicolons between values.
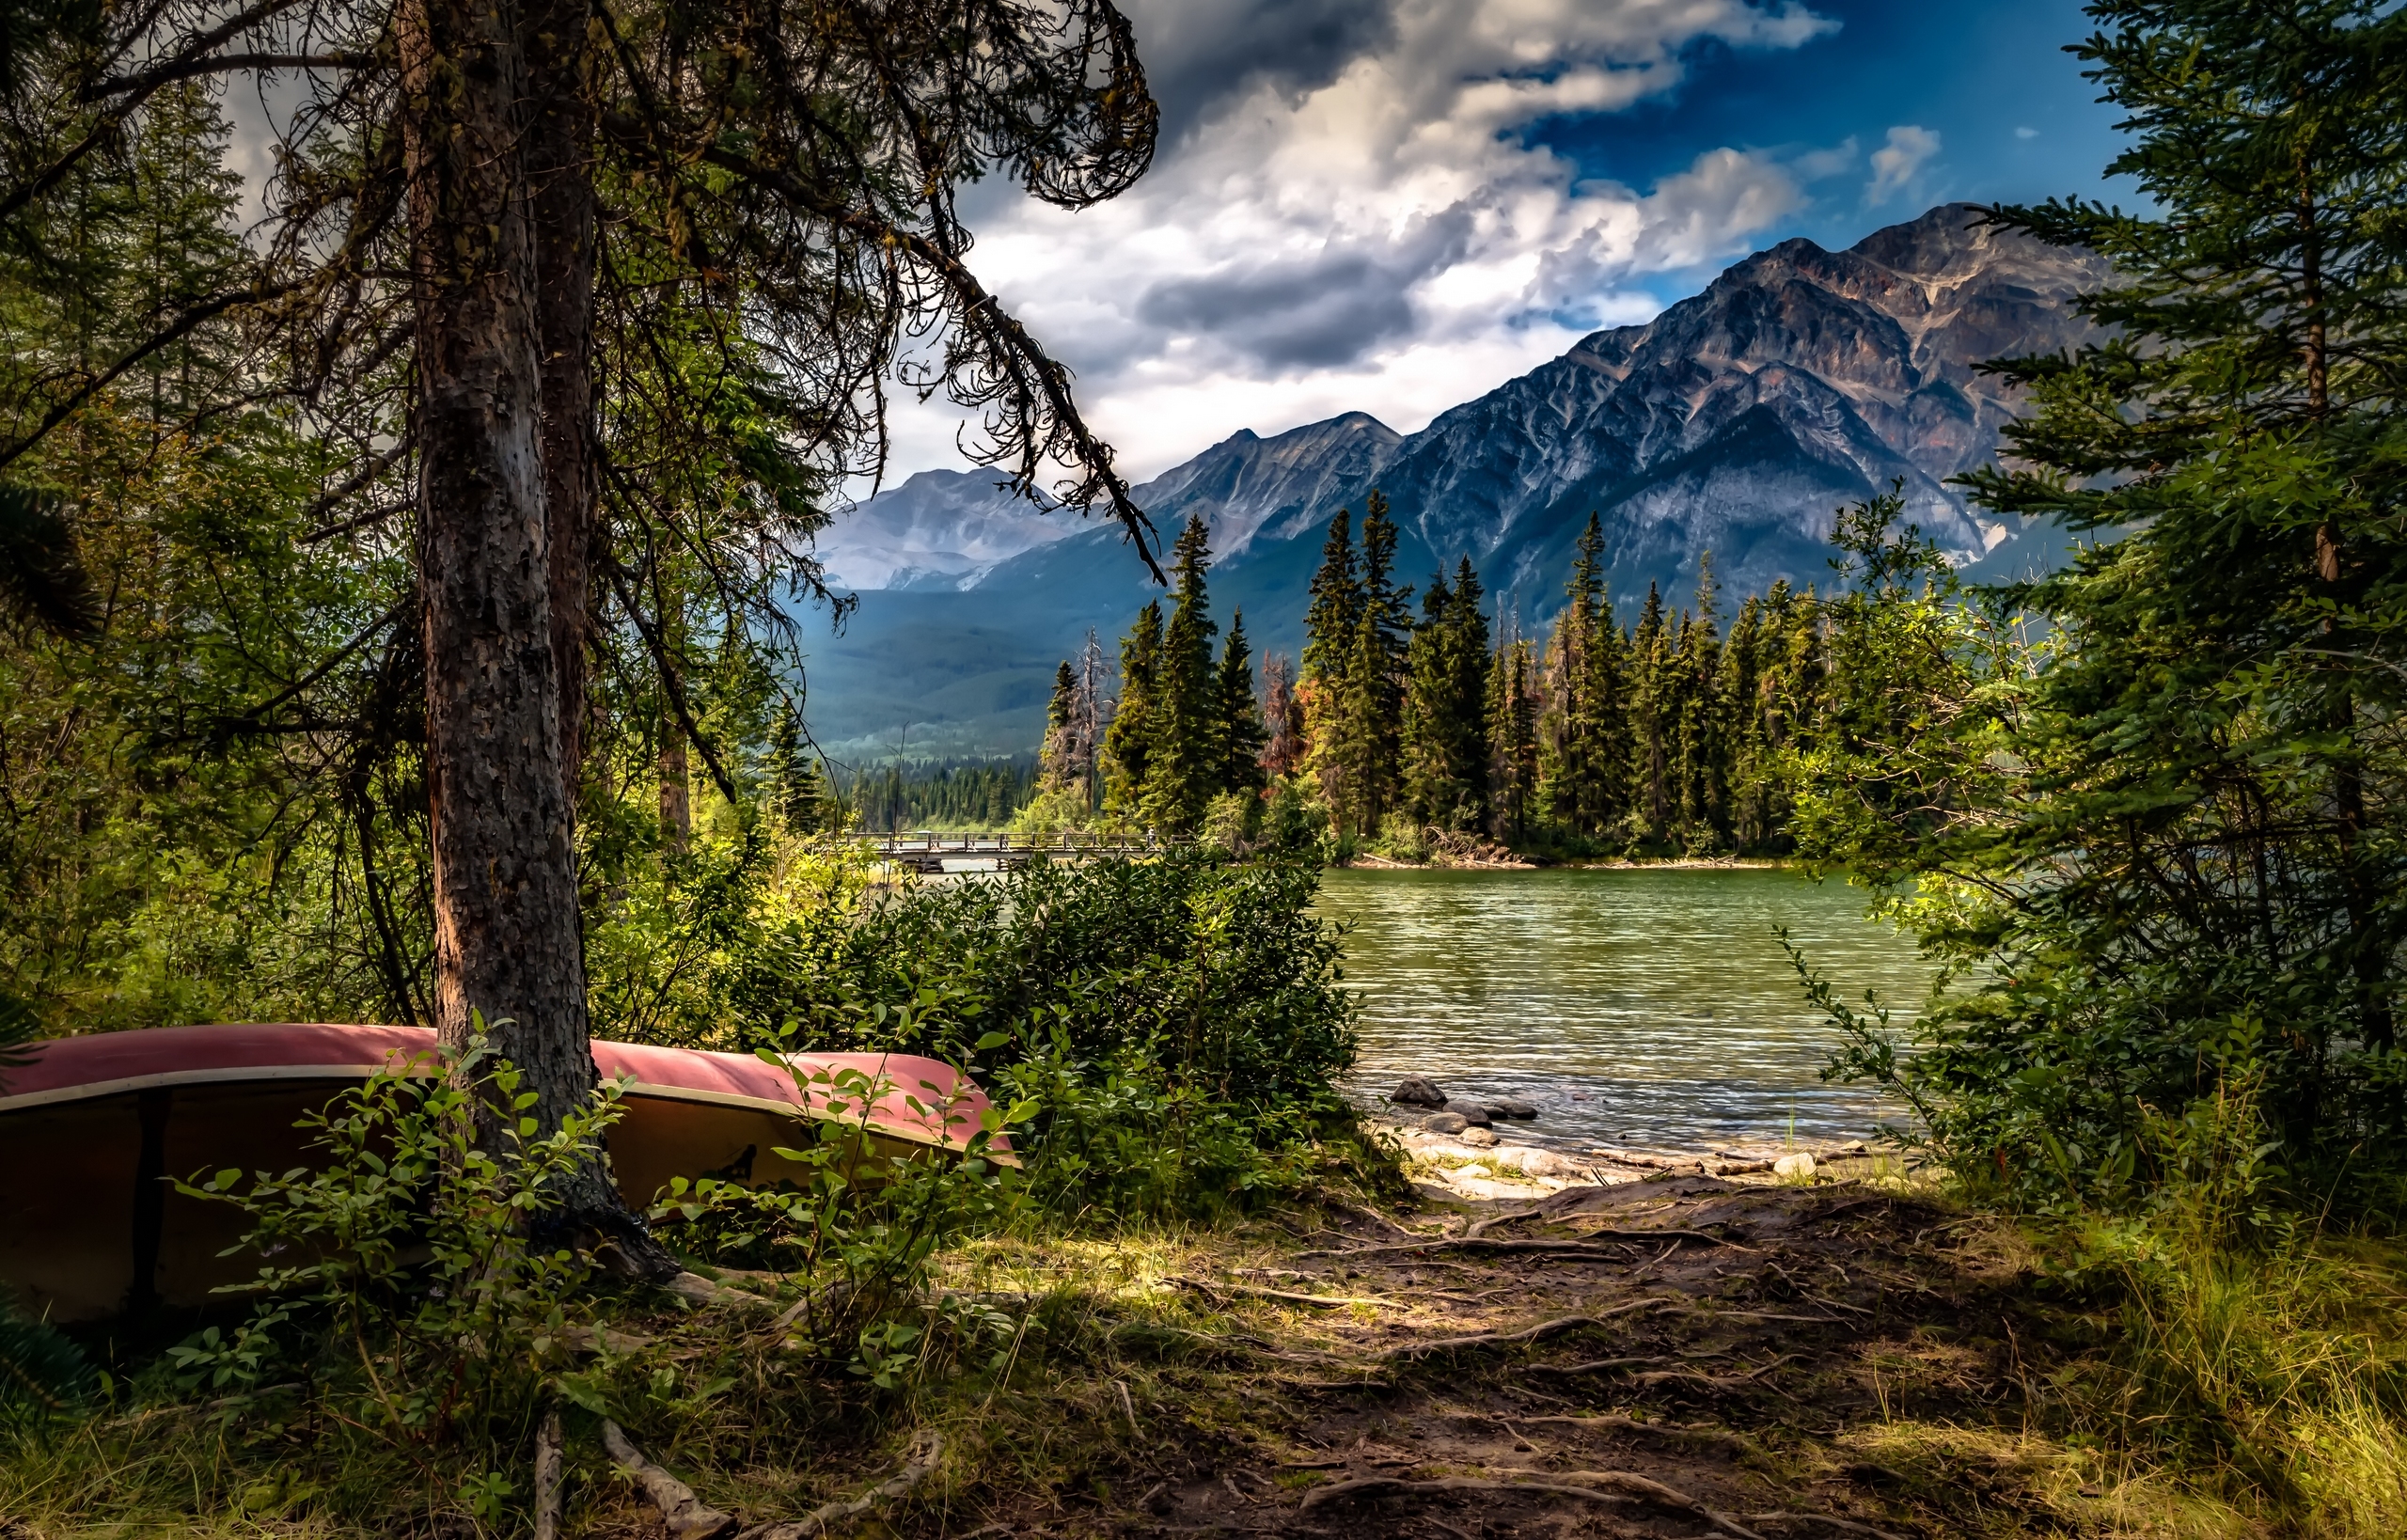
1464;1206;1542;1239
1295;1230;1733;1262
1298;1468;1767;1539
732;1429;944;1540
1743;1513;1911;1540
1377;1297;1681;1359
602;1421;737;1540
1458;1410;1759;1455
1168;1275;1404;1309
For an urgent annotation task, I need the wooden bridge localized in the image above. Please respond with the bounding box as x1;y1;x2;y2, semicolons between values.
853;830;1157;874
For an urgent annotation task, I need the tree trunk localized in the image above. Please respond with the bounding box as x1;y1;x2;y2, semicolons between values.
525;0;599;787
660;727;690;853
398;0;617;1203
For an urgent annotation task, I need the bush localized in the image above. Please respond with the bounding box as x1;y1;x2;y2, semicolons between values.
734;850;1365;1218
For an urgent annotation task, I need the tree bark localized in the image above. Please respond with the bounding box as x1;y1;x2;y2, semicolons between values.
398;0;607;1174
525;0;599;787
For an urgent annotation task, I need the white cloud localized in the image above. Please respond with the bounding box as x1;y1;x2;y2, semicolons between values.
2014;125;2039;140
1864;124;1942;207
872;0;1841;487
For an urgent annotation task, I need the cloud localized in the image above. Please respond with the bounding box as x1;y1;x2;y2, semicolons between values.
2015;125;2038;140
873;1;1843;486
1864;124;1942;207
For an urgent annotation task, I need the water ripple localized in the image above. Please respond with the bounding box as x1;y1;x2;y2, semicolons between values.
1314;866;1934;1155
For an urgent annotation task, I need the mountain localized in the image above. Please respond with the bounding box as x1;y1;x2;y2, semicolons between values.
813;468;1086;589
798;204;2110;761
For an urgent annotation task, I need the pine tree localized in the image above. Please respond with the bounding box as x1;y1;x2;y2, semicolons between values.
1801;0;2407;1178
1628;582;1670;842
1341;490;1413;835
769;707;832;833
1536;513;1625;839
1142;517;1219;836
1214;608;1266;796
1487;635;1542;843
1300;508;1365;824
1301;511;1361;686
1039;659;1089;805
1401;559;1492;829
1100;601;1162;822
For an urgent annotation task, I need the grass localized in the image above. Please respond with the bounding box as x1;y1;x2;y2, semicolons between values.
6;1169;2406;1537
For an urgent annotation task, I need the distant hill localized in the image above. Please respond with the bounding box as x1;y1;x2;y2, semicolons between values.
799;204;2109;761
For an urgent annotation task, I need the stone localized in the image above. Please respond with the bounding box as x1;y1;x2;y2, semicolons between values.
1391;1076;1448;1108
1420;1112;1470;1135
1487;1098;1539;1120
1445;1102;1494;1127
1773;1152;1817;1179
1458;1127;1499;1148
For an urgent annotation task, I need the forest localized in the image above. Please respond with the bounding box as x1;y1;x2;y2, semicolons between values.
1040;488;1955;864
0;0;2404;1536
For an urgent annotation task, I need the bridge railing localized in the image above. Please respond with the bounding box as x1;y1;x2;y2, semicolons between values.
849;828;1158;859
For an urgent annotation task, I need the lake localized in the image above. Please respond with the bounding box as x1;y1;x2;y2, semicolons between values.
1314;865;1935;1155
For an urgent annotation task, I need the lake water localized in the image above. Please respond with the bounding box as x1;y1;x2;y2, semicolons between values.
1314;866;1935;1155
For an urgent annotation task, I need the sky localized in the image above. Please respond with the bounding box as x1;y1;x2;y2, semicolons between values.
876;0;2131;489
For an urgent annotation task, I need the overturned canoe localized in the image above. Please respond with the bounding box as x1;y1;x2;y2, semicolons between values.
0;1023;1012;1322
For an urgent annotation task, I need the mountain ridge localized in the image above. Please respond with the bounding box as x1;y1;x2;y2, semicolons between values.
801;204;2108;759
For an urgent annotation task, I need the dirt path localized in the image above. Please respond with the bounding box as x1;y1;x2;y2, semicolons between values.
1022;1175;2077;1540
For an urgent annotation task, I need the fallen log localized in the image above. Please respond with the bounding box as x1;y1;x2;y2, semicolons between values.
533;1405;564;1540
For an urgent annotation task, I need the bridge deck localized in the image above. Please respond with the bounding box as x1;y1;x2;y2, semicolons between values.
852;832;1154;871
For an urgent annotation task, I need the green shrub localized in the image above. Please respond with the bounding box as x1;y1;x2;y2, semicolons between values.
734;851;1365;1218
170;1029;621;1442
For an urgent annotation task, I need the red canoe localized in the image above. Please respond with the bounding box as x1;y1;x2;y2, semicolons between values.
0;1023;1013;1321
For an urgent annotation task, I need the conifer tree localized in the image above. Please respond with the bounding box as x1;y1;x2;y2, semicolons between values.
1628;582;1671;841
1536;513;1625;838
1401;559;1492;828
1142;517;1219;835
1339;491;1413;835
1791;0;2407;1184
1039;660;1088;803
1214;609;1267;797
769;707;832;833
1100;601;1162;821
1487;636;1542;842
1301;511;1362;686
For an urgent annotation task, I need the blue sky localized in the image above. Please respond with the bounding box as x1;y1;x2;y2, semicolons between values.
1538;0;2125;283
883;0;2133;486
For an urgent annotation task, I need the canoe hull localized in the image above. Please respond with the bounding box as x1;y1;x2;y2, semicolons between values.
0;1025;1006;1322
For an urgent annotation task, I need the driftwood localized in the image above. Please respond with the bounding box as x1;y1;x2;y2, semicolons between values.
602;1421;738;1540
1378;1297;1679;1360
533;1405;565;1540
733;1429;943;1540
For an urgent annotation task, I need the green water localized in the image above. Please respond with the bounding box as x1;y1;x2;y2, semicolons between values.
1314;866;1935;1154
